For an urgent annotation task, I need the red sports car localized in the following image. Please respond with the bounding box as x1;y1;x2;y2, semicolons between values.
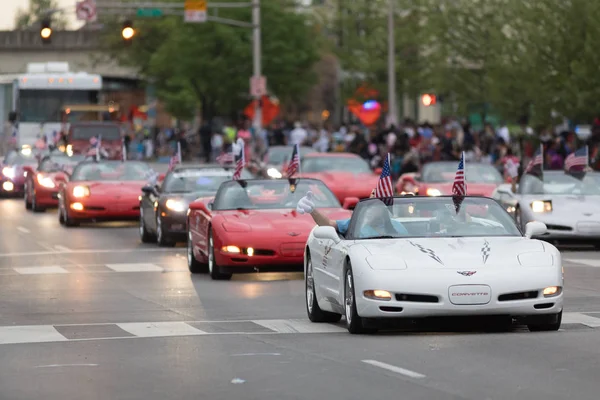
296;153;381;205
186;178;352;280
396;161;504;197
24;153;86;212
58;160;161;227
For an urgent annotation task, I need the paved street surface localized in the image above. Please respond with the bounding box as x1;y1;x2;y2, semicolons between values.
2;192;600;399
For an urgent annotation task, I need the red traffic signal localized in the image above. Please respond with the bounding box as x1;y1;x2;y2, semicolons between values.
421;94;436;106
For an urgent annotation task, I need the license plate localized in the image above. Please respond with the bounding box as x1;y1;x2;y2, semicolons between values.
448;285;491;305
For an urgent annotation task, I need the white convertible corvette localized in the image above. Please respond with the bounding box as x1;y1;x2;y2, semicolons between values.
304;196;564;334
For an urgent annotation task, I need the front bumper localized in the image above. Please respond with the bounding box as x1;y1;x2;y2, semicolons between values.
160;213;187;241
67;199;140;221
528;216;600;241
1;177;24;194
35;187;59;207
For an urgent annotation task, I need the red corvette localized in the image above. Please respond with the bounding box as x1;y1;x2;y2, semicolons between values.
58;160;161;227
396;161;504;197
24;154;86;212
186;178;352;280
296;153;381;205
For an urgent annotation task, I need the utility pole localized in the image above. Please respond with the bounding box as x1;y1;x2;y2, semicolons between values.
387;0;398;127
252;0;262;134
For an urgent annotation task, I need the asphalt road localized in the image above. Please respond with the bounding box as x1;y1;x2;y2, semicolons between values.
2;189;600;399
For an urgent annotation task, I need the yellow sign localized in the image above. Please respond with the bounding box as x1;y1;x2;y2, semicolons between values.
184;0;207;22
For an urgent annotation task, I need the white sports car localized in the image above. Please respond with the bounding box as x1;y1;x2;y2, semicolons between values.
304;196;564;334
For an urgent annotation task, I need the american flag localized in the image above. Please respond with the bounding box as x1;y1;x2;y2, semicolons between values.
525;144;543;175
375;154;394;204
565;146;588;171
286;144;300;177
216;152;234;164
168;142;182;172
452;152;467;196
232;141;245;180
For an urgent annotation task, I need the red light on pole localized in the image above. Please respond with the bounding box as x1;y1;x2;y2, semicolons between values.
422;94;436;106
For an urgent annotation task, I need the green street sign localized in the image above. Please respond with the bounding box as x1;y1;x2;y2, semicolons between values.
136;8;163;17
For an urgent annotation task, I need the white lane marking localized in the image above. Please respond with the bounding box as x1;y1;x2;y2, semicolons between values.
0;248;182;258
563;259;600;267
13;266;69;275
116;322;207;337
251;319;347;333
361;359;426;379
105;263;164;272
16;226;30;234
0;326;68;345
35;364;98;368
231;353;281;357
53;245;72;252
562;312;600;327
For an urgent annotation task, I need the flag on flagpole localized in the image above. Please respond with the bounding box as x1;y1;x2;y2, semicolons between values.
232;140;245;180
565;146;588;172
452;152;467;214
286;144;300;177
95;135;102;162
374;153;394;205
216;152;234;164
525;144;544;177
168;143;181;172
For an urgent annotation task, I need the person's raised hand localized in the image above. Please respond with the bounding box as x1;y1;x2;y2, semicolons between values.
505;159;519;178
296;191;315;214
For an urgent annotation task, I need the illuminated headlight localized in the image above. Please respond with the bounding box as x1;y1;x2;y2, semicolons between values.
72;185;90;198
37;174;55;188
426;188;442;196
66;145;73;156
165;199;187;212
221;245;241;253
2;167;15;179
542;286;562;297
20;147;32;156
363;290;392;300
507;206;516;213
2;181;14;191
531;200;552;213
267;168;282;179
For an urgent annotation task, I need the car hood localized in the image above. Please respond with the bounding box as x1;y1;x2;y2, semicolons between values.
72;181;147;196
361;236;549;270
423;182;500;197
217;208;351;236
299;171;378;187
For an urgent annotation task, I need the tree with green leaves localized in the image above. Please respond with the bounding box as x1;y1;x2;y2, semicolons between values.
14;0;68;30
100;0;320;121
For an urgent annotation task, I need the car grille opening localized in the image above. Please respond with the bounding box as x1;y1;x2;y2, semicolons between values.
498;291;539;301
394;293;439;303
534;303;554;309
84;206;105;211
254;249;276;256
546;224;572;231
379;306;403;312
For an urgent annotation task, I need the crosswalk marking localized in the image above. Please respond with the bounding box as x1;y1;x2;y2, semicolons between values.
1;313;599;345
13;266;69;275
563;259;600;267
105;263;164;272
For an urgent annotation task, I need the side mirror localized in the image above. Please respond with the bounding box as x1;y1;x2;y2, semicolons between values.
524;221;547;238
374;167;382;175
190;200;211;214
342;197;360;210
313;226;341;244
141;185;155;195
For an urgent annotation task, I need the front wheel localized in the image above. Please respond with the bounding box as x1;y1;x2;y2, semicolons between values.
24;183;32;210
345;264;376;334
187;229;207;273
156;216;175;247
306;254;342;323
208;230;232;280
527;311;562;332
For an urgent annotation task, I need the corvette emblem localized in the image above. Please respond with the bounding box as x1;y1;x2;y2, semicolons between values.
288;232;300;236
457;271;477;276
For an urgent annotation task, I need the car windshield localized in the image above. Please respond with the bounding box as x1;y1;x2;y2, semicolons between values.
40;155;86;173
213;179;341;210
4;149;36;165
70;161;152;181
519;172;600;195
347;196;521;239
162;168;253;193
422;162;503;183
302;156;371;174
267;146;315;165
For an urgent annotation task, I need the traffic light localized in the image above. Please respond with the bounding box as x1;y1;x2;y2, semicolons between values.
122;20;135;41
421;94;436;106
40;18;52;44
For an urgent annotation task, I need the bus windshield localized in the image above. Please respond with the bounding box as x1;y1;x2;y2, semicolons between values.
19;89;99;123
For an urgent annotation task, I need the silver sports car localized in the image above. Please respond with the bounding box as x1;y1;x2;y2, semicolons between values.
492;170;600;244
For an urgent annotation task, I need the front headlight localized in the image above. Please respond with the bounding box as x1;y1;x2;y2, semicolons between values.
2;167;15;179
37;174;55;188
165;199;187;212
531;200;552;213
72;185;90;198
66;145;73;156
426;188;442;196
542;286;562;297
267;168;282;179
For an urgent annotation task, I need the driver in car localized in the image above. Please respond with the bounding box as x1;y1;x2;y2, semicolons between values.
296;190;408;236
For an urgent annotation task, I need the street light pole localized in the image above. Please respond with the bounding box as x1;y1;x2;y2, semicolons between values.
252;0;262;133
387;0;398;127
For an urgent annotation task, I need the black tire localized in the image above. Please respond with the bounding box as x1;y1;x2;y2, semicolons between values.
208;230;232;280
24;183;32;210
58;201;65;225
31;190;45;212
344;263;377;334
156;216;175;247
187;227;207;273
139;206;156;243
63;205;79;227
305;253;342;323
527;311;562;332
